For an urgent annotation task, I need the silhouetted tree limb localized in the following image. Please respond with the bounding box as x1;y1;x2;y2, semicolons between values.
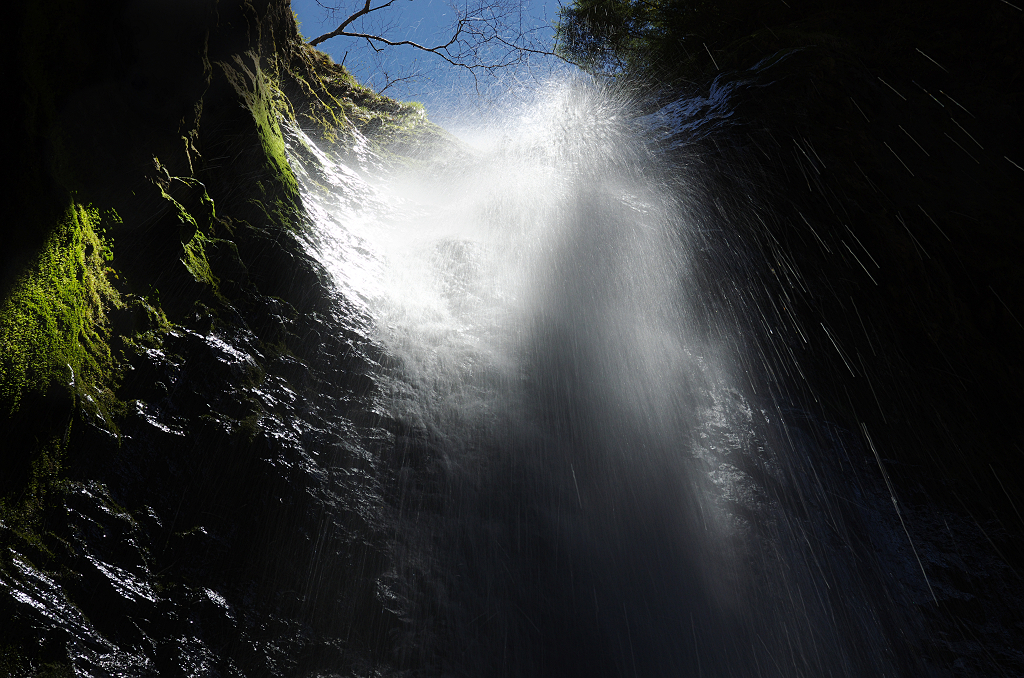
306;0;560;90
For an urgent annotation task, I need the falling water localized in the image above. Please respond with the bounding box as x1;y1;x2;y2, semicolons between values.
286;79;926;677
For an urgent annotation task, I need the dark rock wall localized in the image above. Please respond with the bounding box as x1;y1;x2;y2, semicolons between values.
2;0;414;674
668;3;1024;672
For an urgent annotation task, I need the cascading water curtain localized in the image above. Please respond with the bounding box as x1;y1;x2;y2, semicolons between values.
286;79;929;678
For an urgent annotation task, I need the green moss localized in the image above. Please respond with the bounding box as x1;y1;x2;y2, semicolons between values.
0;203;122;421
400;100;426;114
248;62;300;201
217;54;301;205
119;296;172;352
0;434;67;543
0;201;125;548
254;89;299;200
154;178;221;292
236;412;263;443
160;176;217;236
181;231;218;290
282;42;435;152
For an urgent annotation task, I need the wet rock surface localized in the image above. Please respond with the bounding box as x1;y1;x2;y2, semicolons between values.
654;14;1024;673
1;287;399;674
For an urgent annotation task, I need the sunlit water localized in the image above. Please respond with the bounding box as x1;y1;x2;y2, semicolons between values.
285;80;923;677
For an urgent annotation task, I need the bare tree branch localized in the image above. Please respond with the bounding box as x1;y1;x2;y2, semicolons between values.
332;21;468;66
308;0;403;47
305;0;563;84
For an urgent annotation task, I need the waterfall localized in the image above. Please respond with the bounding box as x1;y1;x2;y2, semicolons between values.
286;79;926;677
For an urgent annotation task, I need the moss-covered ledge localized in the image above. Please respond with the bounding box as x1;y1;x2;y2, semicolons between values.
0;202;122;544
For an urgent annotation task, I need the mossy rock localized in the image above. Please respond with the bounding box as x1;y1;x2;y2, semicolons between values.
0;202;121;421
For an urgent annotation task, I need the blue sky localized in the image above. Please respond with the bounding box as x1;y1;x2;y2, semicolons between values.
290;0;571;125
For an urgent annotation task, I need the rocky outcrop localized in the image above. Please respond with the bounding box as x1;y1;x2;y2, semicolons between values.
1;0;432;673
658;5;1024;673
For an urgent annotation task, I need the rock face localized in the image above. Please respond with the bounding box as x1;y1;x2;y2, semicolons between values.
615;3;1024;670
1;0;1022;676
666;10;1024;672
2;0;432;673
